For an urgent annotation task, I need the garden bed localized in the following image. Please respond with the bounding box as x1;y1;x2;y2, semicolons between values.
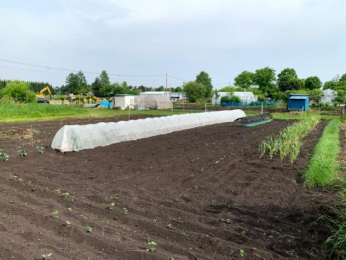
0;117;336;259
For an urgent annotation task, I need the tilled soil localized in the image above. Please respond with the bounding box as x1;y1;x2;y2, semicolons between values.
0;116;335;260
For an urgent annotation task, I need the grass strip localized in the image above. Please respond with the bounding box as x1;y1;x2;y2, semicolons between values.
304;119;341;188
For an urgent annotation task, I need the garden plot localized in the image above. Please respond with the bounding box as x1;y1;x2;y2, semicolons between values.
0;116;336;259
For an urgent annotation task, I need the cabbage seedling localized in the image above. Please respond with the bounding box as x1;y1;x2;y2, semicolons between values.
17;146;27;157
86;226;93;233
146;241;158;251
0;150;9;161
123;208;128;215
42;252;52;259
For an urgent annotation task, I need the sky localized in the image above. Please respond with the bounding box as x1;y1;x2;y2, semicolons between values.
0;0;345;88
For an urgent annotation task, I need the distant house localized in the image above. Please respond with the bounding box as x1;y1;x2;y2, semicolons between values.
321;89;337;105
170;92;186;101
212;92;257;105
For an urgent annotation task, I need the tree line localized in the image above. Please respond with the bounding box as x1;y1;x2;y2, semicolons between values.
55;70;183;97
182;68;346;104
0;79;53;94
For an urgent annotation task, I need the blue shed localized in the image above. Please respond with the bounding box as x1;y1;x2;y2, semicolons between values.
288;94;309;111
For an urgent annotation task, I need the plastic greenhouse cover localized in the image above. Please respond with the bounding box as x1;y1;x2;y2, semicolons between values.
51;110;246;152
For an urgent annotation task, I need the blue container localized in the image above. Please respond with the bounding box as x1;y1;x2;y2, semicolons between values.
288;94;309;111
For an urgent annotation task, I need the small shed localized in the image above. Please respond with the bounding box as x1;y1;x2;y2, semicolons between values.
111;95;136;110
288;94;309;111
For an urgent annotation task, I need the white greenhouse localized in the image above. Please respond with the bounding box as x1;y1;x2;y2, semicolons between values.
212;92;257;105
51;110;246;152
321;89;337;105
134;95;173;110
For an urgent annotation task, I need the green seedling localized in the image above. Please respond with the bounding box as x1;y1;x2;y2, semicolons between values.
37;146;45;154
166;222;173;228
123;208;128;215
240;249;245;257
9;174;18;181
24;202;28;206
62;192;70;197
0;149;9;161
67;207;73;212
64;220;71;227
41;252;52;259
108;202;116;210
55;188;61;195
52;209;60;218
86;226;93;233
17;146;27;157
146;241;158;251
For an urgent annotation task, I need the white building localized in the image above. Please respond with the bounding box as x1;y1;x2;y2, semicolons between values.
140;91;171;99
212;92;257;105
111;95;136;110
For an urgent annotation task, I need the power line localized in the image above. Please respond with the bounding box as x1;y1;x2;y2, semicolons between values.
0;58;165;78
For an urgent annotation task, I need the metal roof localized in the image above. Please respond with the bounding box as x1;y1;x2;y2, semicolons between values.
289;96;309;100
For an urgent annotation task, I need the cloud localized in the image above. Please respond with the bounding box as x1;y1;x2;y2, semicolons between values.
0;0;345;86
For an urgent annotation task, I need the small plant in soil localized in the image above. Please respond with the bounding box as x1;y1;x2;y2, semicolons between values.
52;209;60;218
64;220;71;227
17;146;27;157
0;149;9;161
41;252;52;259
55;188;61;195
108;202;116;210
67;207;73;212
146;241;158;251
86;226;93;233
123;208;128;215
239;249;245;257
37;146;45;154
166;222;173;228
9;174;18;181
62;192;70;197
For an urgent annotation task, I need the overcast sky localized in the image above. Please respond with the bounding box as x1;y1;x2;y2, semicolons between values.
0;0;345;88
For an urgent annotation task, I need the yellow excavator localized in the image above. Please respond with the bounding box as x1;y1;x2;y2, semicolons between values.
36;86;52;103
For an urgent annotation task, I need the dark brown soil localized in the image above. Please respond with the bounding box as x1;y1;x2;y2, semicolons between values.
0;116;335;260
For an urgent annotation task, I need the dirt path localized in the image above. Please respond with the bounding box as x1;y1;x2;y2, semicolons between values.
0;118;335;259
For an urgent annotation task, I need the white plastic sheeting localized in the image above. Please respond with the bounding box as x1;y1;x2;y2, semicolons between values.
51;110;246;152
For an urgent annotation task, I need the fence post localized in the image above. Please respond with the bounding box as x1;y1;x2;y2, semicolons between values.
261;103;263;114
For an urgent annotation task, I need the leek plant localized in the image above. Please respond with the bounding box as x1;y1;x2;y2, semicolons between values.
259;116;320;162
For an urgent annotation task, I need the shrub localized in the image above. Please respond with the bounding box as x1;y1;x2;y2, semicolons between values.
183;81;207;103
221;96;230;103
3;81;36;103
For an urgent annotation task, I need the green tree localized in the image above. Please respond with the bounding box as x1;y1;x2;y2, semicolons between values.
99;70;111;97
65;71;88;94
339;73;346;84
196;71;213;98
277;68;304;92
156;86;164;91
174;86;182;92
335;90;346;104
183;81;207;102
91;77;101;97
253;67;277;93
234;71;254;89
3;81;36;103
305;76;322;90
309;89;322;104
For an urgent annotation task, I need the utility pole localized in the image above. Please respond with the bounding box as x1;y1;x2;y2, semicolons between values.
165;73;168;96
